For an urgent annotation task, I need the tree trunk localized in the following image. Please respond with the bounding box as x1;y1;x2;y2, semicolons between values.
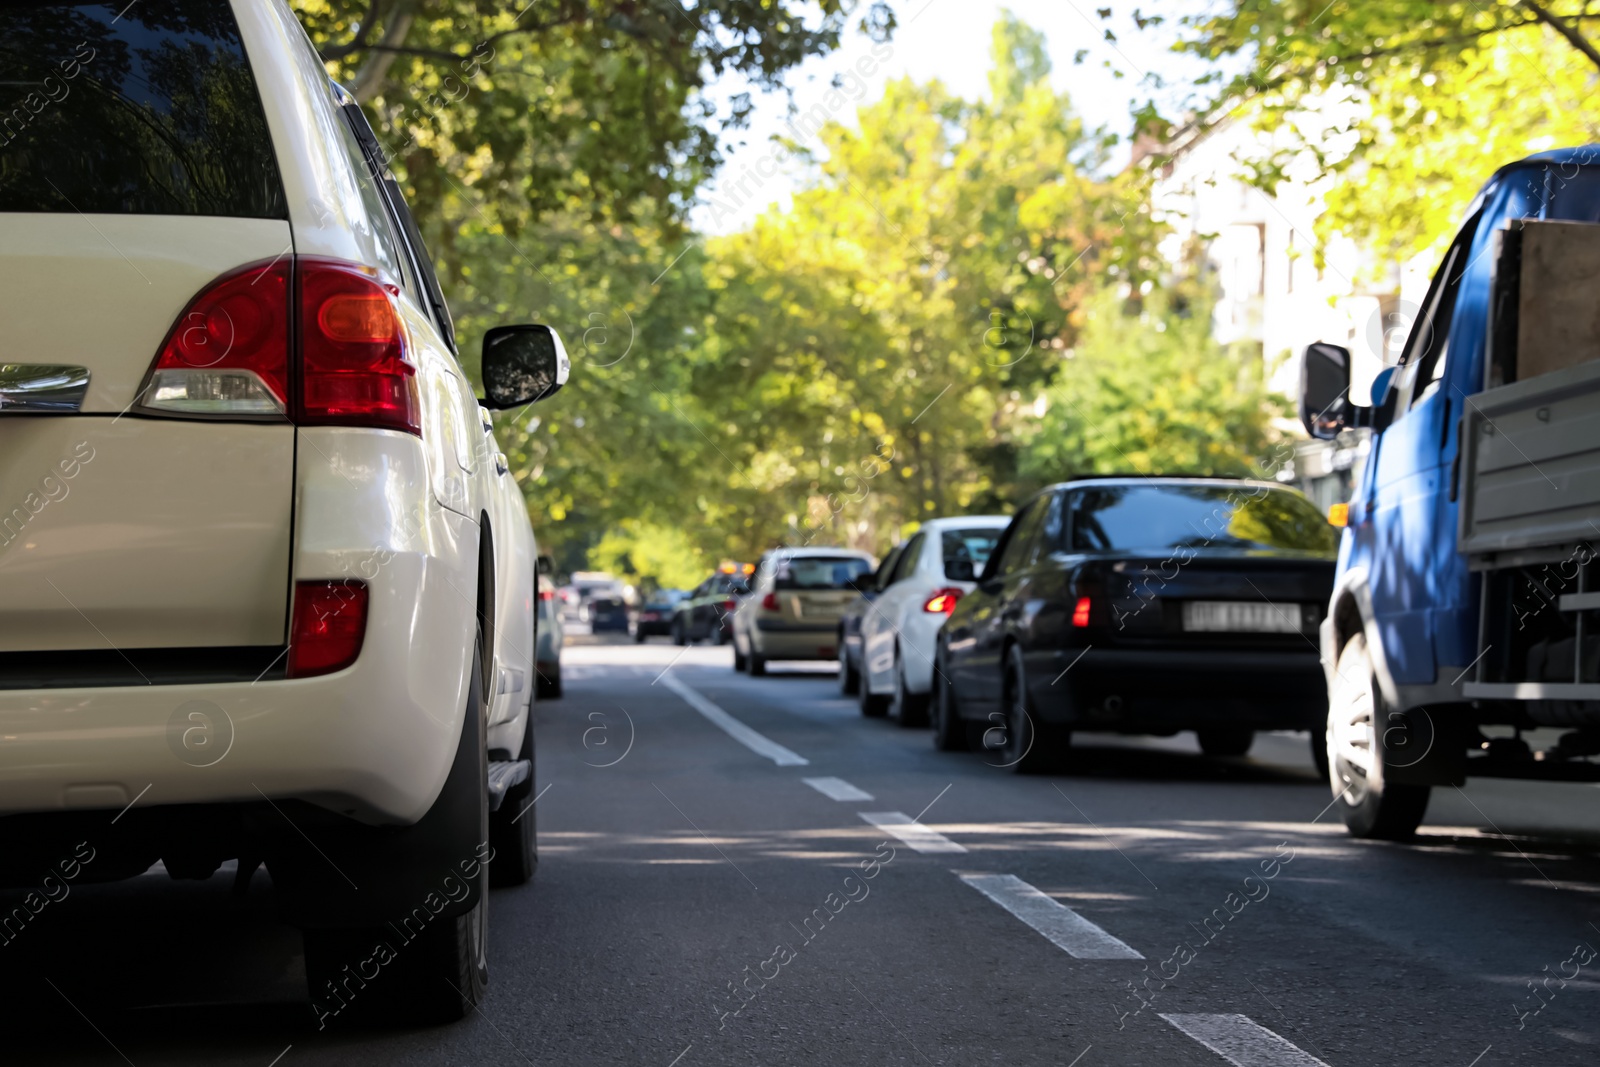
350;0;420;103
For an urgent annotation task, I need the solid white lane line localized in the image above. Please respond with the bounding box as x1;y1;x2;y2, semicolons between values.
859;811;967;854
803;777;875;802
658;674;809;767
1160;1014;1330;1067
959;873;1143;959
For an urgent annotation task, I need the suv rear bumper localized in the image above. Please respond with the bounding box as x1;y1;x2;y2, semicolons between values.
0;430;480;827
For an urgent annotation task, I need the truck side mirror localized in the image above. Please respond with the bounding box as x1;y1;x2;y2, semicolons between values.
1300;342;1354;440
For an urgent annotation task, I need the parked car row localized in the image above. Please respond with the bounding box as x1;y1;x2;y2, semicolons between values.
712;476;1339;774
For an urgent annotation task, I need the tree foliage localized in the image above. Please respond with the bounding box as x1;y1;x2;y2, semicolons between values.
1018;285;1286;483
1157;0;1600;260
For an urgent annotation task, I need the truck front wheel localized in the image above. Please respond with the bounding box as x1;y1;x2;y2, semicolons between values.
1327;633;1430;840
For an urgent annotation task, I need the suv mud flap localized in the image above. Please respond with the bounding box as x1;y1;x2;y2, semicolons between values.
254;690;488;930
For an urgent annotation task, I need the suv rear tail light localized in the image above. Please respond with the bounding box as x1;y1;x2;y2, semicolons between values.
923;587;962;614
139;257;419;435
761;593;780;611
297;259;419;434
1072;596;1093;628
143;260;291;416
288;580;369;677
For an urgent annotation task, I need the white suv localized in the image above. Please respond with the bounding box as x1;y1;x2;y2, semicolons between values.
0;0;564;1025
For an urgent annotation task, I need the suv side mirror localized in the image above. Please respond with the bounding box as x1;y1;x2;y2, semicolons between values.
481;325;570;408
536;554;554;576
1300;342;1355;440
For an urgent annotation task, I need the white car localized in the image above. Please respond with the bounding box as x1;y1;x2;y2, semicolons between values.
858;516;1010;724
0;0;565;1025
732;548;875;676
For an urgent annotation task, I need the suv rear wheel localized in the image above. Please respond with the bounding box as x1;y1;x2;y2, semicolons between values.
302;639;490;1024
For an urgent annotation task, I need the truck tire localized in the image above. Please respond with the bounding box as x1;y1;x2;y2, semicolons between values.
1327;633;1430;840
303;639;490;1025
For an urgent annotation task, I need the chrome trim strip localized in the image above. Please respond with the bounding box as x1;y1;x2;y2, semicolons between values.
0;364;90;413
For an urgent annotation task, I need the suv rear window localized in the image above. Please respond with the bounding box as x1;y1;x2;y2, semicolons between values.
0;0;286;217
1069;484;1338;555
774;556;873;590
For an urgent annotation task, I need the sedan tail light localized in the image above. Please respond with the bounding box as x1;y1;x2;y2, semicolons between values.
720;599;737;612
1072;596;1093;628
761;593;780;612
923;587;963;614
139;257;419;435
288;580;368;677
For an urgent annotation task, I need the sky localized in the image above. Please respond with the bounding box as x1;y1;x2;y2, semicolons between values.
691;0;1215;234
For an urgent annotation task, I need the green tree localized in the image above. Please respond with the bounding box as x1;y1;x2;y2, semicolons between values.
1154;1;1600;261
688;12;1162;557
293;0;895;256
1018;285;1285;482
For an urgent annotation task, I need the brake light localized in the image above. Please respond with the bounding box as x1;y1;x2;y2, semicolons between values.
297;259;418;434
721;599;737;612
288;580;368;677
1072;596;1092;628
139;257;420;435
924;587;962;614
142;259;291;415
761;593;780;611
538;588;554;602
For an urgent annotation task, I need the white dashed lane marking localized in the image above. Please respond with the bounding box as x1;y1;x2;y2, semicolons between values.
1160;1014;1330;1067
959;873;1143;959
859;812;967;854
658;674;809;767
803;777;874;801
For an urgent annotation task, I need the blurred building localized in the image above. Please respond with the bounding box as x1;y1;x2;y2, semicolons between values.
1139;114;1433;508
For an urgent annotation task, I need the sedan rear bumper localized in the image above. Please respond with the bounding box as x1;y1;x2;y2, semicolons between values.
1036;646;1325;731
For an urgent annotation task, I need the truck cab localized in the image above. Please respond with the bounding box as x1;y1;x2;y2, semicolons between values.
1301;147;1600;838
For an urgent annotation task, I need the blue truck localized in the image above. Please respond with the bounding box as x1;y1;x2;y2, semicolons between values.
1300;146;1600;839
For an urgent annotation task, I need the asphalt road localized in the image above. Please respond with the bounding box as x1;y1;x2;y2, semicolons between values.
6;634;1600;1066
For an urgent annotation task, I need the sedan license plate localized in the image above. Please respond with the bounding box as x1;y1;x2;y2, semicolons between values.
1182;600;1303;634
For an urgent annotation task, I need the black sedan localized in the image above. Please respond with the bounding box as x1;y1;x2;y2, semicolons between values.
934;477;1338;771
671;571;750;644
634;590;687;641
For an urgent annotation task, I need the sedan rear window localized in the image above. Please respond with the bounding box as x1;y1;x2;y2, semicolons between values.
774;556;873;590
941;528;1002;580
1069;484;1338;555
0;0;286;217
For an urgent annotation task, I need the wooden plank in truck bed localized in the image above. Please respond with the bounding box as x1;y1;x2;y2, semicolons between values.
1510;219;1600;382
